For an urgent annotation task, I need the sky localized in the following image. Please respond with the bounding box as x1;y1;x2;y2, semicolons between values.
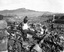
0;0;64;13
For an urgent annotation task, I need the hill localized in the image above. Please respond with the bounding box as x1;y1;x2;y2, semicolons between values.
0;8;53;17
0;8;54;23
0;8;44;17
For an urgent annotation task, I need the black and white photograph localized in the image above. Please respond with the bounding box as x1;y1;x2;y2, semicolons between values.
0;0;64;52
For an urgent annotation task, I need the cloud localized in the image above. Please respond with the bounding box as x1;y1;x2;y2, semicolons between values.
0;0;64;13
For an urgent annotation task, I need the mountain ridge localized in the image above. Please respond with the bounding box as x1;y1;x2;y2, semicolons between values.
0;8;54;19
0;8;51;14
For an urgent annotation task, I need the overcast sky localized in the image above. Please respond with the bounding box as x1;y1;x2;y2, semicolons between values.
0;0;64;13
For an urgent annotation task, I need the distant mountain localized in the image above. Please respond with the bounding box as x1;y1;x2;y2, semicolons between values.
0;8;38;15
0;8;36;13
0;8;52;17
